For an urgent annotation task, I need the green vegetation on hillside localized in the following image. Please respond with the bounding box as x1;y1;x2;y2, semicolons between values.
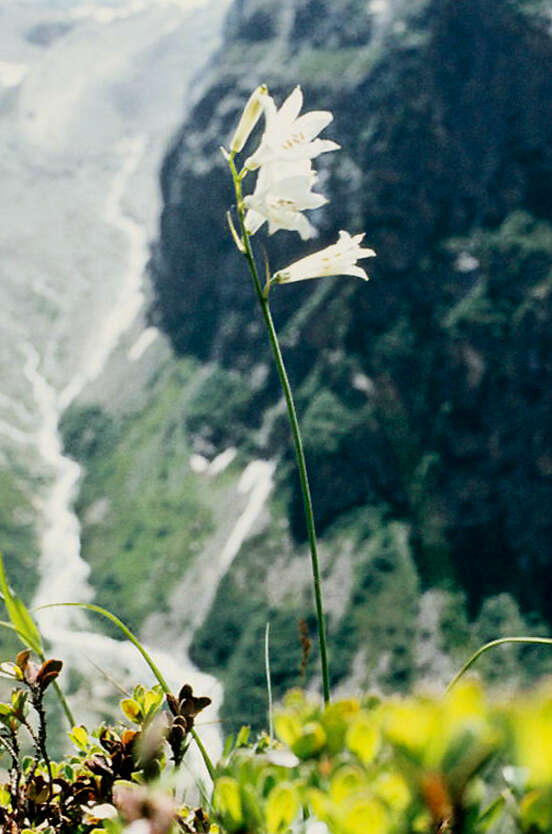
60;359;224;636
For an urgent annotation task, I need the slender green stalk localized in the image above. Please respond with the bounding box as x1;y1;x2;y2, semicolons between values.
229;155;331;702
51;680;76;728
190;727;215;781
446;636;552;693
40;602;171;690
264;622;273;741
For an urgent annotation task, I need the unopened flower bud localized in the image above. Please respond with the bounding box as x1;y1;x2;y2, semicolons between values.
230;84;268;153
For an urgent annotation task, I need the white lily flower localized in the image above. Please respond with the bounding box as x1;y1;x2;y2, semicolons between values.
244;167;327;240
230;84;268;153
273;230;376;283
245;85;340;170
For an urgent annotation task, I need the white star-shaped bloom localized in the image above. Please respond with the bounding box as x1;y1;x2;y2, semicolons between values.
244;164;328;240
245;85;340;171
273;231;376;283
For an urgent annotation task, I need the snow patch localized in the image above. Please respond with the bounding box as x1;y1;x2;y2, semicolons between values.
456;251;480;273
190;448;237;476
71;0;216;24
189;453;209;473
208;447;237;476
369;0;390;17
127;326;159;360
219;460;275;572
0;418;30;445
0;61;27;87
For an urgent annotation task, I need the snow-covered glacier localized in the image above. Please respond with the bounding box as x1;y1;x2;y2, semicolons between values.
0;0;231;769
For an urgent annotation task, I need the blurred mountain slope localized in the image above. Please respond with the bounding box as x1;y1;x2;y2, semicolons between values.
148;0;552;622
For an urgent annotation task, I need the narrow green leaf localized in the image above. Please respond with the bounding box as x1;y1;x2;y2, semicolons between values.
476;794;506;832
0;552;42;654
38;601;170;691
447;636;552;692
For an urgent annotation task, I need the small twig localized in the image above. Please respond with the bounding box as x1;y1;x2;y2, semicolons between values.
0;731;23;821
30;690;54;802
298;617;312;682
0;731;19;761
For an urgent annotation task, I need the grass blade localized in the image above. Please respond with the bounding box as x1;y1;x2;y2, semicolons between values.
265;622;273;742
0;552;42;654
39;601;170;691
0;554;75;725
447;636;552;692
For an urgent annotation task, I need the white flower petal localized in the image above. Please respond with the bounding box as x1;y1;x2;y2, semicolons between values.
244;207;266;235
274;231;375;283
263;94;277;123
244;86;338;171
294;214;317;240
277;85;303;127
230;85;268;153
344;265;370;280
293;110;334;140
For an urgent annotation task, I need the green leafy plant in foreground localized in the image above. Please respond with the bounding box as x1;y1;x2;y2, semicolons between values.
213;681;552;834
0;645;215;832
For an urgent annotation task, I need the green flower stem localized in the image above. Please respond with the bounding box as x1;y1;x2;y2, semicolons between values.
265;622;273;741
190;727;214;781
446;636;552;693
51;679;76;728
229;156;331;703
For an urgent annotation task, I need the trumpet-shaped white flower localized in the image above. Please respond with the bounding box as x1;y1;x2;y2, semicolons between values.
244;164;327;240
230;84;268;153
245;85;340;171
273;230;376;283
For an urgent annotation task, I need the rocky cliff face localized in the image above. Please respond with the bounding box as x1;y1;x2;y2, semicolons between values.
149;0;552;628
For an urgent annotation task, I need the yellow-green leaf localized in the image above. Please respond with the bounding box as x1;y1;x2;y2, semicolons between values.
342;797;389;834
266;782;300;833
330;765;365;804
274;713;301;748
519;789;552;832
69;725;89;750
346;714;381;765
143;688;163;717
307;788;332;821
213;777;243;831
121;698;142;723
374;771;411;813
292;721;326;758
